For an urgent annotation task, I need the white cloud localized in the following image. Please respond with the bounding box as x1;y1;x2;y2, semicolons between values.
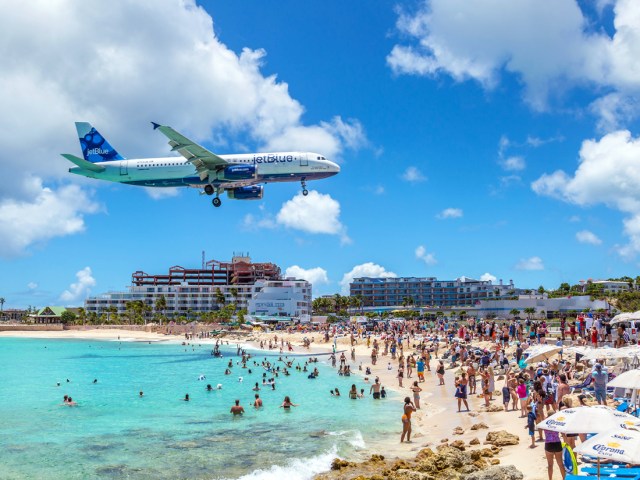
415;245;437;265
387;0;640;125
241;212;277;230
532;130;640;258
284;266;329;286
576;230;603;245
0;178;100;258
340;263;397;295
592;93;640;134
374;185;385;195
276;190;350;244
500;156;526;171
401;166;427;183
515;256;544;271
569;215;581;223
480;273;497;283
60;267;96;304
0;0;365;223
27;282;38;290
145;187;180;200
437;207;463;219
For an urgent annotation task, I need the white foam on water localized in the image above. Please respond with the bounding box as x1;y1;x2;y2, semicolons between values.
348;430;366;449
232;446;338;480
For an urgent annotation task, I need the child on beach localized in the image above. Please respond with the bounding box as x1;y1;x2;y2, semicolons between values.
525;404;536;448
516;378;528;417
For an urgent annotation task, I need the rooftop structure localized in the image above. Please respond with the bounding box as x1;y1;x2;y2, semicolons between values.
131;253;281;287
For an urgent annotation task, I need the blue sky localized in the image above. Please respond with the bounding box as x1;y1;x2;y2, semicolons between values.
2;0;640;308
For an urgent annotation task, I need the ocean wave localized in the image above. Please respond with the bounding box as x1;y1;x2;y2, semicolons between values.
325;430;366;449
232;446;337;480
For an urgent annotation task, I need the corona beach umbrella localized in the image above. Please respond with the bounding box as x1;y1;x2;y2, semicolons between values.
537;406;640;434
608;369;640;411
575;428;640;465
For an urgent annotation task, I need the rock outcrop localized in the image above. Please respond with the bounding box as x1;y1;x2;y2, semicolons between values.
316;442;522;480
485;431;519;446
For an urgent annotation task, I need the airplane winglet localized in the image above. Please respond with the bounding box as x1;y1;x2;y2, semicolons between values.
151;122;161;130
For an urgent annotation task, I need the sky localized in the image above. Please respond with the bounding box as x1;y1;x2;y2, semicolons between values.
2;0;640;308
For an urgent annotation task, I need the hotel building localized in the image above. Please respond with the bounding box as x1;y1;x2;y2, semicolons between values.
85;254;310;320
350;276;521;309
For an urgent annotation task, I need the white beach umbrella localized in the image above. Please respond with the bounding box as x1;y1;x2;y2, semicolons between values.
574;428;640;464
583;348;632;361
608;369;640;389
524;345;562;364
565;346;594;356
611;312;640;324
537;406;640;434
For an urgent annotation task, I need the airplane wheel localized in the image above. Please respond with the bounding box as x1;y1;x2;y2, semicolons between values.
212;197;222;207
204;185;214;196
302;189;308;196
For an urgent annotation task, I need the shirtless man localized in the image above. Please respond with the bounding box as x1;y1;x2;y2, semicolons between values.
254;394;263;408
230;399;245;415
370;378;382;399
556;374;570;405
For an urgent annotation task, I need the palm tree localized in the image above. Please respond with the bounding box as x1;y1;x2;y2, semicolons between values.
230;288;239;309
523;307;536;320
509;308;520;318
77;307;86;325
155;294;167;324
0;297;5;313
215;288;226;309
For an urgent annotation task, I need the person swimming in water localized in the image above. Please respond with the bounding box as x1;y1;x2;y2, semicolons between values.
400;397;416;443
279;396;298;409
206;384;213;391
183;394;190;401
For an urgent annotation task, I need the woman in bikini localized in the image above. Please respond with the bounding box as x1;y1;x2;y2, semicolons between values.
400;396;417;443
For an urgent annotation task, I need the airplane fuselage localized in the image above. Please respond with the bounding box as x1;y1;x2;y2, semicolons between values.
68;152;339;188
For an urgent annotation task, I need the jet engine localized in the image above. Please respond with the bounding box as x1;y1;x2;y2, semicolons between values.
226;185;264;200
218;164;256;181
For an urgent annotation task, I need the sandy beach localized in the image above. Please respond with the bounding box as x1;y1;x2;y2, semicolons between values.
1;327;546;479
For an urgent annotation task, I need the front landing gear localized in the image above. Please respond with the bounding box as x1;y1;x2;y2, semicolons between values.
212;197;221;207
301;179;308;196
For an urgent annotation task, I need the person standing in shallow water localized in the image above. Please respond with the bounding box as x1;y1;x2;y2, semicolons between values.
400;397;417;443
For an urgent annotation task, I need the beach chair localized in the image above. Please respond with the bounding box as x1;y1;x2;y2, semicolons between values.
581;466;640;478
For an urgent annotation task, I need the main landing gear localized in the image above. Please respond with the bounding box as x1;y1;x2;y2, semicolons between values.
204;184;221;207
301;179;308;196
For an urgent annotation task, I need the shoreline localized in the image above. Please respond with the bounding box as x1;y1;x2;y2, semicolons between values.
0;328;545;478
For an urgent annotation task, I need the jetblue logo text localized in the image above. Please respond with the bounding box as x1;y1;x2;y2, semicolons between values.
88;148;111;155
254;155;294;163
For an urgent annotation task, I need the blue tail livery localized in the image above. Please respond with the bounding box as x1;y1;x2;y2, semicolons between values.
75;122;125;162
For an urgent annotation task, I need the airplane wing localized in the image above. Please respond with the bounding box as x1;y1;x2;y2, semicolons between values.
151;122;228;181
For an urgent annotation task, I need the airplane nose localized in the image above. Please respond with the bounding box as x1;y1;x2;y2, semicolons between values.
329;161;340;174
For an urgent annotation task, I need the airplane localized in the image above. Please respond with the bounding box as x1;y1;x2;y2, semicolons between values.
63;122;340;207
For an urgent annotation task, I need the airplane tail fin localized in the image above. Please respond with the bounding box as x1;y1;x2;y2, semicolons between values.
75;122;125;162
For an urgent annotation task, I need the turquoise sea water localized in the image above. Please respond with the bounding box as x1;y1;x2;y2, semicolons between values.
0;338;398;479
